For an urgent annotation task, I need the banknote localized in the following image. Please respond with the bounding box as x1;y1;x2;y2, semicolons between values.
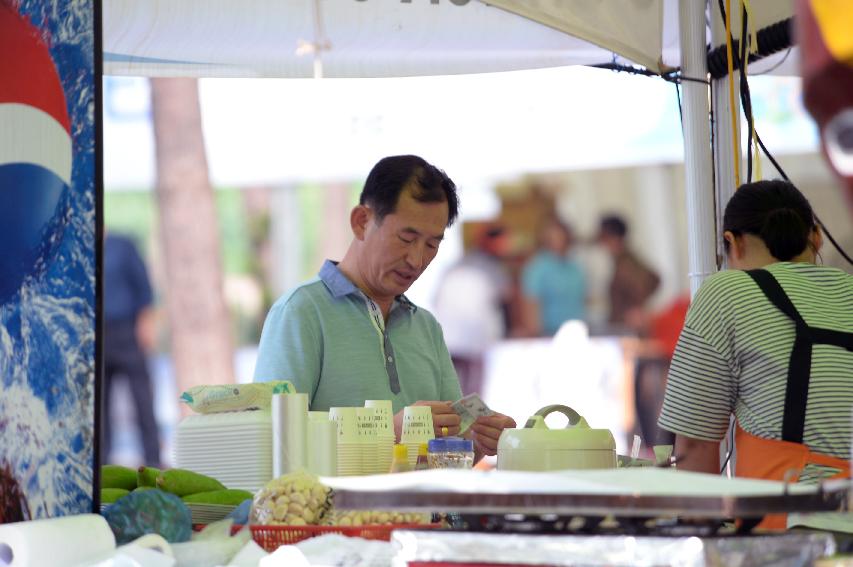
451;393;495;434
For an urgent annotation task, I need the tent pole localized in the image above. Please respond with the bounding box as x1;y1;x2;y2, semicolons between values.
679;0;718;296
711;0;742;269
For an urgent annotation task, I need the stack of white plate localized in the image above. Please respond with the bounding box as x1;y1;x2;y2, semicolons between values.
174;410;272;492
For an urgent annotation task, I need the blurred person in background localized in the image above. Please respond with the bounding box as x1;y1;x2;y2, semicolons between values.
254;155;516;459
597;214;660;333
433;223;511;395
103;232;160;467
521;217;586;337
633;293;689;449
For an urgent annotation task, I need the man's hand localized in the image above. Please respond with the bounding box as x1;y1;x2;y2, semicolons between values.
470;413;516;458
393;401;462;442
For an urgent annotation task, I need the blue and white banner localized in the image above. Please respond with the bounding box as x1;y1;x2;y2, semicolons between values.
0;0;98;520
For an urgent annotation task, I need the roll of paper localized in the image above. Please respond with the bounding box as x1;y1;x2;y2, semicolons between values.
307;418;337;477
0;514;116;567
272;392;308;477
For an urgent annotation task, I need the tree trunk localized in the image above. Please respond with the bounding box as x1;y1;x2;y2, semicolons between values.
150;78;235;407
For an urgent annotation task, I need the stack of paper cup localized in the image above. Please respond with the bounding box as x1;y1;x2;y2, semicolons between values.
272;392;308;477
356;407;379;475
307;411;337;477
329;407;361;476
365;400;395;474
400;405;435;467
309;410;330;422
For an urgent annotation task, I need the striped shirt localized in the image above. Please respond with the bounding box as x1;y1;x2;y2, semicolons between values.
658;262;853;483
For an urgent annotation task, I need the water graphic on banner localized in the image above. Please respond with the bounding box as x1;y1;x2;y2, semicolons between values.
0;0;96;519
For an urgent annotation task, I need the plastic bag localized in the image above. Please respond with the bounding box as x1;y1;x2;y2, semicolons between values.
180;381;294;414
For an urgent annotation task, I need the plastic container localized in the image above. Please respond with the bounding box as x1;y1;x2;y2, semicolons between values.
428;437;474;469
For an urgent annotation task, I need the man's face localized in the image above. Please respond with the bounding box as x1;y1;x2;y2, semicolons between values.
361;187;448;300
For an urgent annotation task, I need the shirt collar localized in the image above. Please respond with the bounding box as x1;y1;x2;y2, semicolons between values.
318;260;417;313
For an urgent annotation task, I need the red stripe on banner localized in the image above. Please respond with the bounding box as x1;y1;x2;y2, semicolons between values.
0;5;71;134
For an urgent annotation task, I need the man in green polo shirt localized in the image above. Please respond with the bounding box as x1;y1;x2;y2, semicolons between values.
254;155;515;458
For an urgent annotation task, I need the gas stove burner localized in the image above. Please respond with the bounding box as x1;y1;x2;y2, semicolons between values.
455;513;746;537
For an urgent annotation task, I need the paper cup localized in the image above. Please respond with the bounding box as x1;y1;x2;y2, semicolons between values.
365;400;395;439
401;405;434;444
309;410;330;422
307;418;337;477
357;408;379;474
329;407;359;443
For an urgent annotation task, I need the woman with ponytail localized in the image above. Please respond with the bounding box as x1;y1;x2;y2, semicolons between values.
658;180;852;530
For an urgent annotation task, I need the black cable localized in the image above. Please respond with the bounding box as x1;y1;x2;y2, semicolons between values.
713;0;852;267
675;81;683;130
739;3;753;183
599;14;853;267
753;133;853;266
590;62;710;86
751;47;792;76
706;17;793;79
754;131;787;180
817;217;853;266
676;75;713;86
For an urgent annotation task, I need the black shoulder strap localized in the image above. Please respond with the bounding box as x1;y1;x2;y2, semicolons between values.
745;269;806;327
744;269;853;444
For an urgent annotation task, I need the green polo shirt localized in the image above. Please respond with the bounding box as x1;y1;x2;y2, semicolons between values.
254;260;462;413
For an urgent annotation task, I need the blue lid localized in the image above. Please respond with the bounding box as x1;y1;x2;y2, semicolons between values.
445;437;474;452
428;438;447;453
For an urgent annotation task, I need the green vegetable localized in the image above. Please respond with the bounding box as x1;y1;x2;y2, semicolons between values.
137;466;161;488
101;487;130;504
181;489;253;506
101;465;137;491
156;468;226;496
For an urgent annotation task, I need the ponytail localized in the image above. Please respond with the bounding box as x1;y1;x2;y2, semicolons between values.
723;180;816;260
759;207;809;261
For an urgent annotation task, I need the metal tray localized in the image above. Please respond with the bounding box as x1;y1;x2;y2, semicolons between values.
334;481;849;520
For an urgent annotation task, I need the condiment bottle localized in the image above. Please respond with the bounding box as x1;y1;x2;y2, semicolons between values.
427;438;447;468
444;438;475;469
389;443;412;473
415;443;430;470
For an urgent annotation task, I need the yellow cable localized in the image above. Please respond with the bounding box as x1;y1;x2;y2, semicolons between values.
724;0;740;185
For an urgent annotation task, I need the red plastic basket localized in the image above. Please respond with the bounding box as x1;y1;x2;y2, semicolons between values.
235;523;441;552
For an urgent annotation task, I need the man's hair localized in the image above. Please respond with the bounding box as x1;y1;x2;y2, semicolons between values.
599;215;628;238
359;155;459;227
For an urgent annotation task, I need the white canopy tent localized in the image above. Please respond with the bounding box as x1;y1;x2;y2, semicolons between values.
103;0;798;292
103;0;795;78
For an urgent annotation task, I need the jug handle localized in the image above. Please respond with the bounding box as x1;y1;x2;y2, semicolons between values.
524;404;584;429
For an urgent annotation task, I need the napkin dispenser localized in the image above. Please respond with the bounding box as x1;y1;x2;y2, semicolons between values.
497;405;617;471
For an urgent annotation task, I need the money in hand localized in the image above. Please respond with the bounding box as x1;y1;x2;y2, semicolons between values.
451;393;495;434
